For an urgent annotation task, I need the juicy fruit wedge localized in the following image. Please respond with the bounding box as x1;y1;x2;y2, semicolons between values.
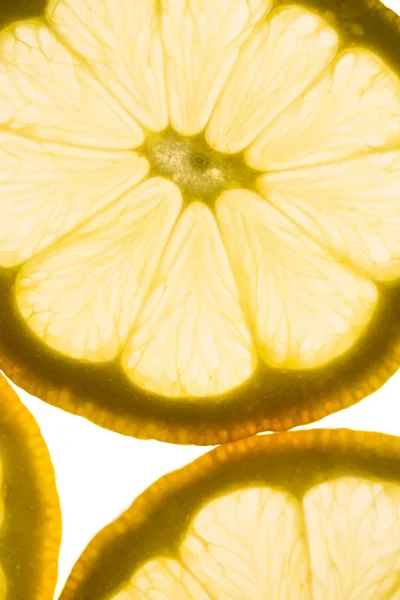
0;374;61;600
0;0;400;444
59;429;400;599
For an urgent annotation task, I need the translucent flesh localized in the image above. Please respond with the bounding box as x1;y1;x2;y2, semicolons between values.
16;177;181;361
160;0;273;135
246;49;400;171
216;190;377;368
61;432;400;600
258;150;400;281
0;21;143;148
113;478;400;599
206;6;339;153
0;133;148;267
0;0;398;399
46;0;168;130
121;202;256;397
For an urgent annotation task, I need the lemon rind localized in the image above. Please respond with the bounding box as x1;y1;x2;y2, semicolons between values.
58;428;400;600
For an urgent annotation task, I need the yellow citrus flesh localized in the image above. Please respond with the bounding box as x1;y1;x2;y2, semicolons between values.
121;202;256;397
59;429;400;599
0;374;61;600
0;0;399;442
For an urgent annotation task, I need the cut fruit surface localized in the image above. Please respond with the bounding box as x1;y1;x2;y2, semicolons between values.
0;132;149;267
16;177;180;361
216;190;377;369
0;0;400;444
0;21;144;148
121;202;256;397
58;429;400;599
159;0;273;135
258;149;400;281
0;374;61;600
46;0;169;131
206;5;339;154
246;48;400;171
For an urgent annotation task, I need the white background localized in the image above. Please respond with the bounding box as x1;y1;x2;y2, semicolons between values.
4;0;400;597
8;353;400;597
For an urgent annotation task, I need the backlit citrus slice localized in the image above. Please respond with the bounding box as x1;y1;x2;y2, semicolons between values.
0;0;400;444
59;429;400;599
0;374;61;600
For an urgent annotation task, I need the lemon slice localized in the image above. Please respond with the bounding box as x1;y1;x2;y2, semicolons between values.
0;374;61;600
0;0;399;444
58;429;400;599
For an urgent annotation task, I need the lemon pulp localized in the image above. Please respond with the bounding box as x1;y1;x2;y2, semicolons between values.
0;0;399;442
58;430;400;599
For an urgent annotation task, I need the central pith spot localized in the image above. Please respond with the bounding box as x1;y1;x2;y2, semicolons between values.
144;129;259;205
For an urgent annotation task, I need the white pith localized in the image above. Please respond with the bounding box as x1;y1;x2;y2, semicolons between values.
0;0;398;397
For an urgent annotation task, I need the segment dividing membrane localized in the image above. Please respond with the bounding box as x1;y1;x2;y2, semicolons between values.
0;0;399;434
121;201;257;397
117;479;400;599
59;431;400;599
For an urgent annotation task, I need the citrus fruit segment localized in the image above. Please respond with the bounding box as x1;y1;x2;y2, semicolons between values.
0;374;61;600
159;0;272;136
0;21;143;148
58;430;400;599
121;202;256;397
0;0;399;444
216;189;377;368
16;177;181;361
0;132;149;267
206;6;339;154
258;148;400;281
246;48;400;171
46;0;168;131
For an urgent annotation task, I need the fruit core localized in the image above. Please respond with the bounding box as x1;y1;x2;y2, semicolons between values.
144;129;259;206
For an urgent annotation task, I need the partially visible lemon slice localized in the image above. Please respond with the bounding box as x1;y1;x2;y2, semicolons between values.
0;374;61;600
59;429;400;599
0;0;399;443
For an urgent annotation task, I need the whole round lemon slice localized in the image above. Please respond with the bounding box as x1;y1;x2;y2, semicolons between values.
0;375;61;600
59;429;400;599
0;0;399;444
